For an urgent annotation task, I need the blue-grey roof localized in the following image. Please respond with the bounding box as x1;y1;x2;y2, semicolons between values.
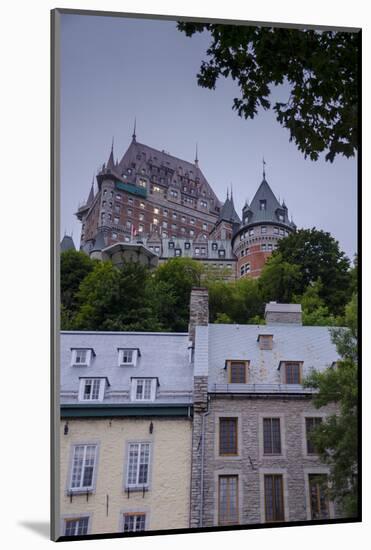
60;235;76;252
242;179;295;229
60;331;192;404
195;323;340;390
218;195;241;224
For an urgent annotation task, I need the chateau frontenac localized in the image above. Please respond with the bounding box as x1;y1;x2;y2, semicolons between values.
74;130;296;278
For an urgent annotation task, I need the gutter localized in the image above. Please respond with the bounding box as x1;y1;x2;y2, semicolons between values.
199;395;210;528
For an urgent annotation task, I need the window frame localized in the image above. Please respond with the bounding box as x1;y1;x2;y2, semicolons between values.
118;348;139;367
130;378;157;402
258;334;273;350
218;475;239;526
68;444;98;493
125;442;151;489
219;417;238;456
305;416;323;455
70;348;93;367
263;417;282;455
122;512;146;532
63;516;90;536
281;361;303;384
309;473;330;520
264;474;285;522
78;378;106;402
226;360;249;384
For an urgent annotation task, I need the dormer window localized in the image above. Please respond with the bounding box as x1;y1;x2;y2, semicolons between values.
212;243;218;251
175;248;182;257
278;361;303;384
71;349;93;367
258;334;273;350
78;378;106;402
218;249;225;258
168;241;175;249
131;378;157;402
226;360;249;383
118;348;139;367
185;242;191;250
260;200;266;211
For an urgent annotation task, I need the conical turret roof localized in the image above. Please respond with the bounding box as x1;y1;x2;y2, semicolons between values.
218;191;241;224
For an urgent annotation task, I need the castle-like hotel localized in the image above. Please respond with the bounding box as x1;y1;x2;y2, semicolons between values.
70;129;296;279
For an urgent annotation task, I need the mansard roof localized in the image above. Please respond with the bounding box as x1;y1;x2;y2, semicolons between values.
115;139;221;206
91;230;106;252
60;331;192;405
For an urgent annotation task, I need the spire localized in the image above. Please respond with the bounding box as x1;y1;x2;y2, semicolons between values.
195;143;199;166
107;138;115;170
86;175;95;205
132;117;137;142
227;187;229;200
262;156;266;180
230;184;234;202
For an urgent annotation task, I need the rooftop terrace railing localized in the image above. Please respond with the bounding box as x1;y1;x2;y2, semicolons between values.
210;383;315;394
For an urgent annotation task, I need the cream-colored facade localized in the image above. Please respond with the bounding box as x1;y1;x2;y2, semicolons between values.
60;417;192;536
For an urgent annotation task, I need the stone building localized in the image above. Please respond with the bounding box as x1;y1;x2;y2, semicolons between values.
73;132;295;279
189;288;343;528
59;331;193;537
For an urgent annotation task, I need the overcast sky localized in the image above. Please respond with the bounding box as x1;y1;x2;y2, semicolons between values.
60;13;357;261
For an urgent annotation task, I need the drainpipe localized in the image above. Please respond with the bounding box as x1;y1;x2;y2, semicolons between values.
199;395;210;528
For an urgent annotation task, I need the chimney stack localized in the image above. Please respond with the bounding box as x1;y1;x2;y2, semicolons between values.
265;302;302;325
189;287;209;345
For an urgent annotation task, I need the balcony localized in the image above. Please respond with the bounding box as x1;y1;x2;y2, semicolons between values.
210;383;315;395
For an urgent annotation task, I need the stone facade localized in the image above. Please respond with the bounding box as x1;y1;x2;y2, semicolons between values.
188;288;209;346
198;396;342;527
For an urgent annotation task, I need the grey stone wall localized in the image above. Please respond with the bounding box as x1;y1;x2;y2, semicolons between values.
197;395;343;527
190;375;208;528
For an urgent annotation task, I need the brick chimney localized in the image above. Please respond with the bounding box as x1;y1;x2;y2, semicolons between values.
265;302;302;325
189;287;209;345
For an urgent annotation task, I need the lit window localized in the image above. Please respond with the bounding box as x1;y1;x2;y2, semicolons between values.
195;247;200;256
138;224;144;233
69;444;97;491
175;248;182;257
123;513;146;532
261;226;267;234
202;223;207;230
118;349;138;367
153;218;158;225
154;207;159;214
64;517;89;536
189;229;194;236
154;246;160;254
71;349;92;367
126;442;151;488
139;213;144;221
78;378;106;402
249;228;254;236
131;378;156;401
112;232;118;240
163;221;168;228
140;202;145;209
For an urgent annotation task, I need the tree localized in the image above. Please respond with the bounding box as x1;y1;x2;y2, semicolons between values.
177;24;358;162
60;249;96;325
258;252;303;303
150;258;204;331
206;276;264;324
303;293;358;516
275;228;351;315
293;279;338;326
72;261;160;332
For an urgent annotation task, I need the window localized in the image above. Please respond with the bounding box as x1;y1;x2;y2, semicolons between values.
163;209;168;216
279;228;285;236
284;362;302;384
126;442;151;488
190;218;195;225
69;444;97;491
189;229;194;236
267;243;273;251
168;241;174;249
228;361;248;383
261;243;267;251
163;221;168;228
128;198;133;205
153;217;158;225
131;378;156;401
245;263;250;273
78;378;105;402
200;200;207;208
154;207;159;214
139;213;144;221
249;228;254;236
138;224;144;233
118;349;138;367
278;214;284;221
305;417;323;454
201;247;206;256
212;242;218;251
309;474;329;520
261;226;267;234
140;202;145;209
218;249;225;258
202;223;207;230
219;418;238;455
114;216;119;224
195;247;200;256
71;349;92;367
218;475;238;525
172;212;177;219
185;242;191;250
258;334;273;350
112;232;118;240
64;517;89;536
263;418;281;454
274;227;279;234
123;513;146;532
260;200;267;211
175;248;182;257
264;475;284;522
